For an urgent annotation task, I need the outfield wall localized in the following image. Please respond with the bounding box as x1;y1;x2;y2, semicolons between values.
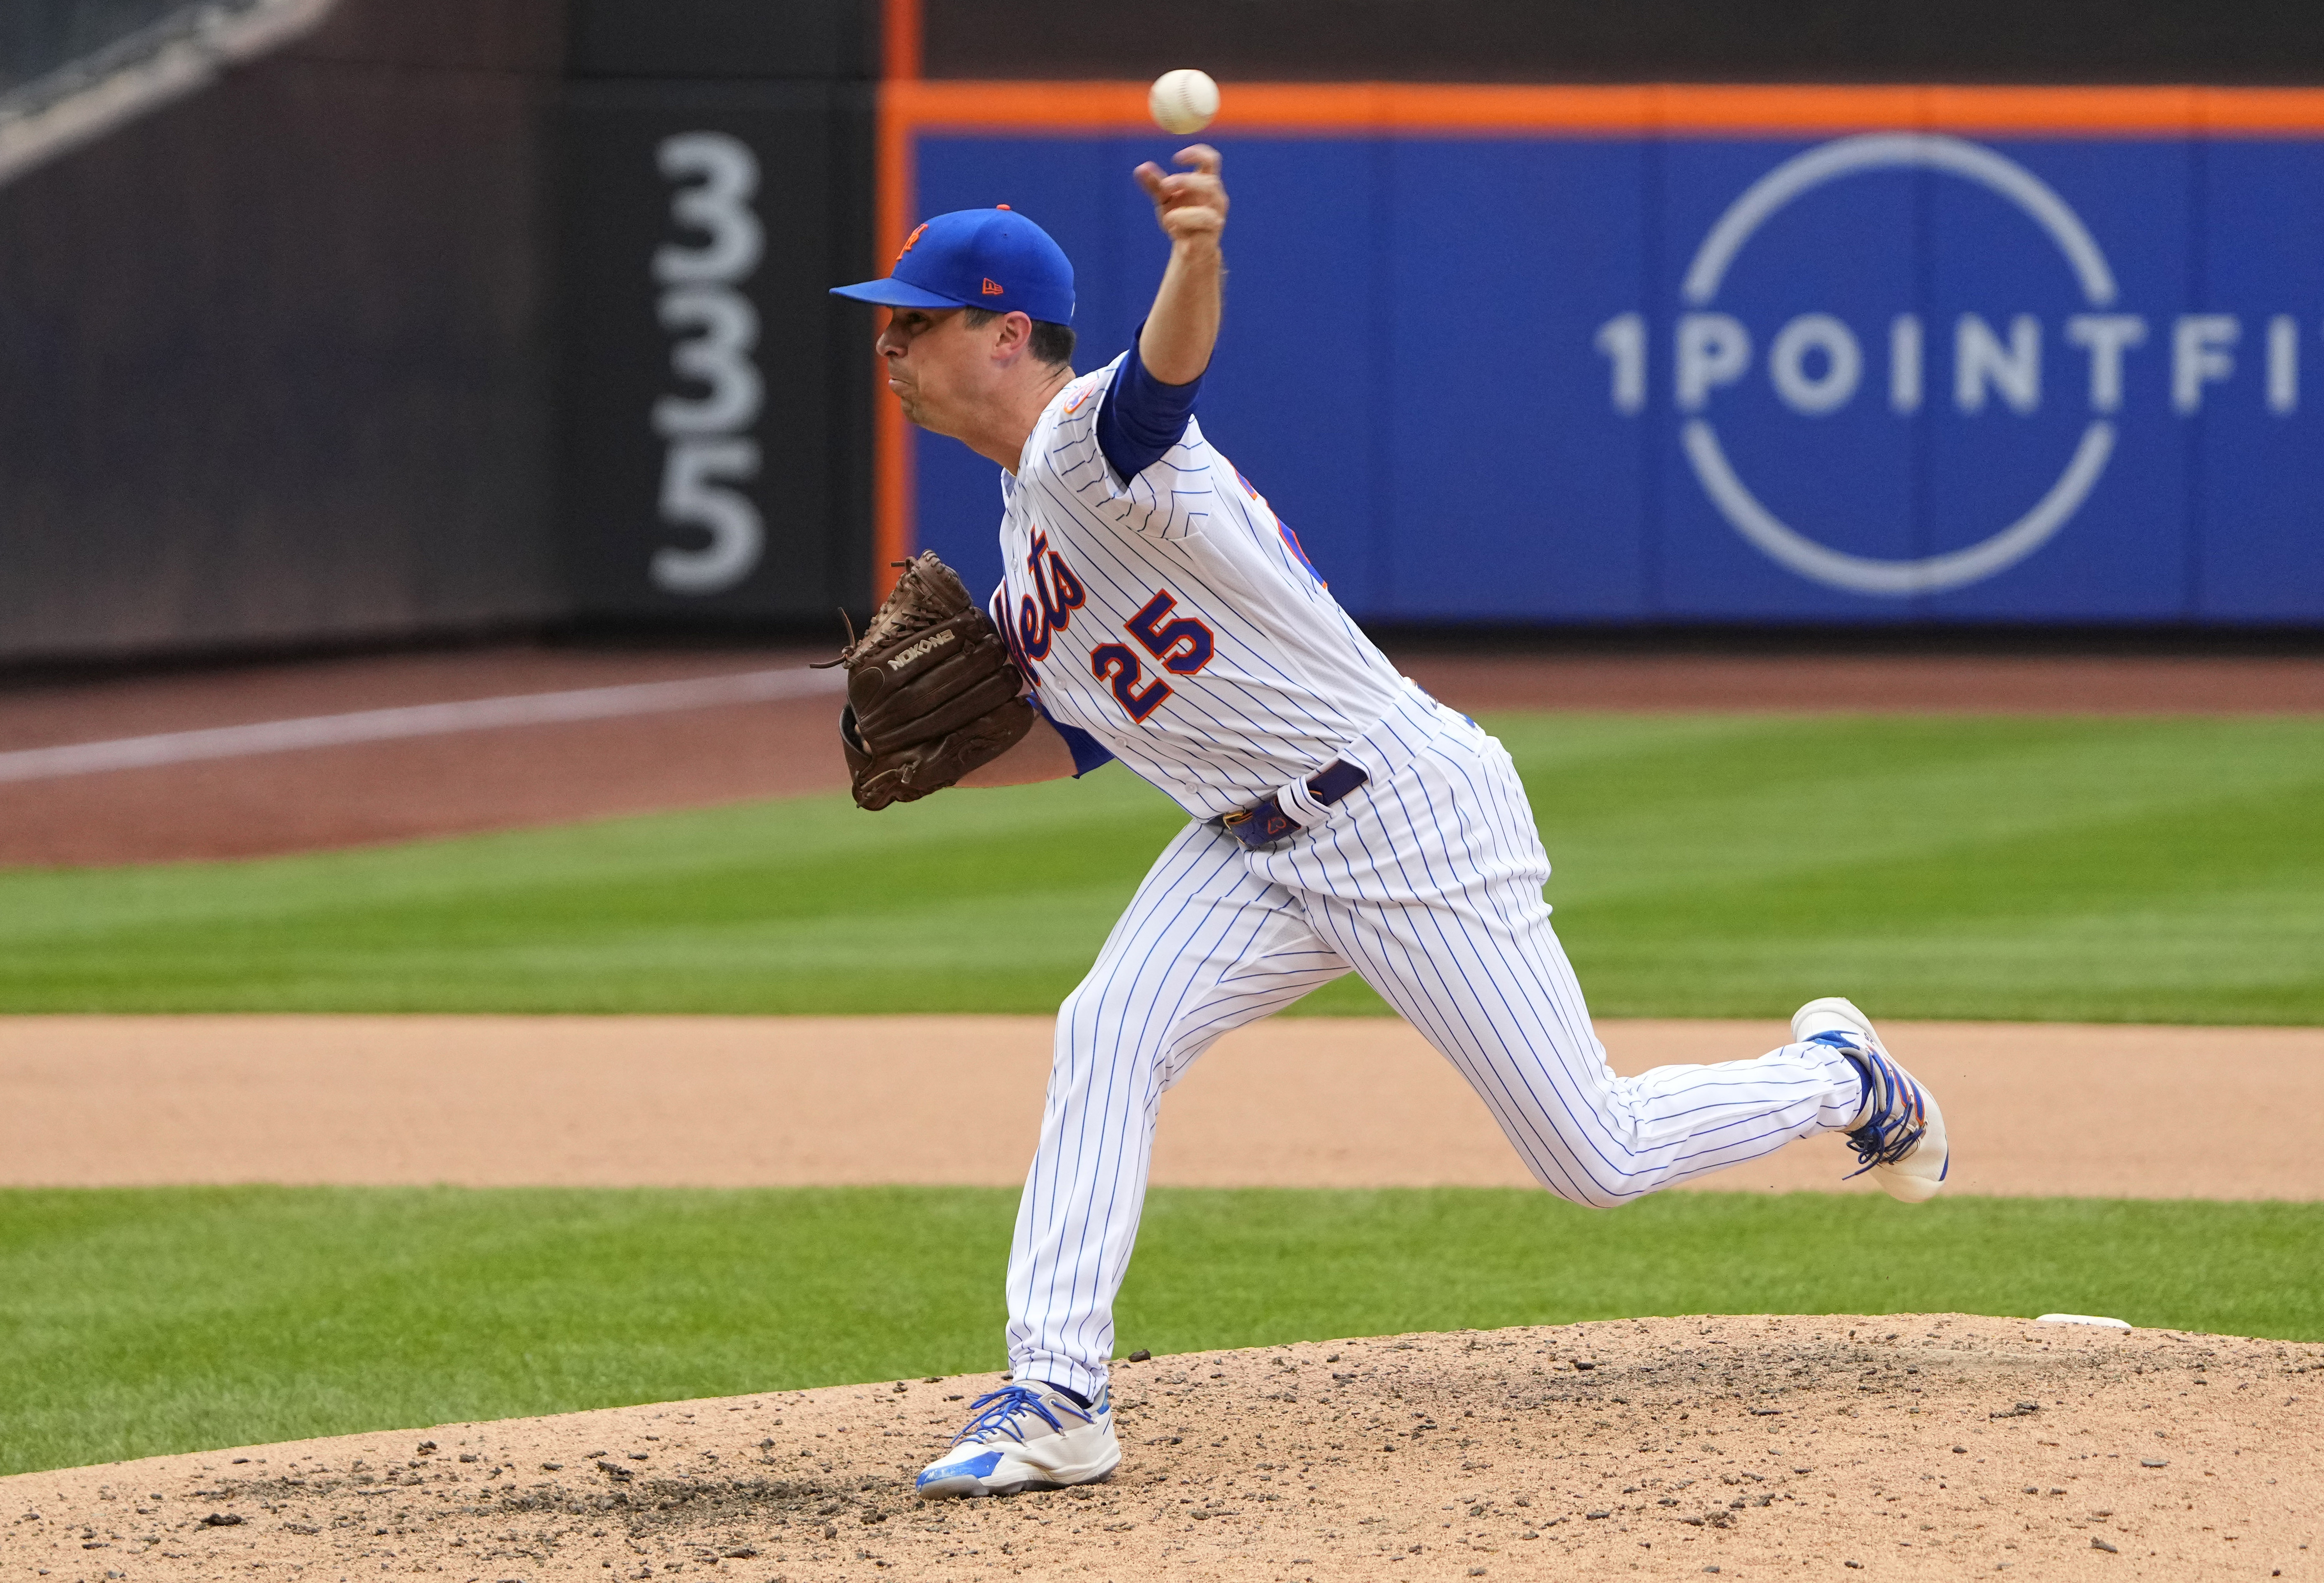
6;0;2324;664
0;0;570;662
556;3;875;625
898;93;2324;624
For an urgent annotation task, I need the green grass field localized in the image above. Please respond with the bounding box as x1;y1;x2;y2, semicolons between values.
6;713;2319;1476
3;713;2320;1020
4;1185;2319;1476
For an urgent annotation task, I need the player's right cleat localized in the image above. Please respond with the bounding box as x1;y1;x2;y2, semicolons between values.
915;1382;1120;1498
1793;996;1950;1204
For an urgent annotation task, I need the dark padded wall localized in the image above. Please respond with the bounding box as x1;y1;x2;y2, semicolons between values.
567;0;878;81
557;80;874;622
924;0;2324;83
0;0;567;662
558;0;877;623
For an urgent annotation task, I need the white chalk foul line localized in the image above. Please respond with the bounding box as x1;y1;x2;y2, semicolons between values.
0;665;848;784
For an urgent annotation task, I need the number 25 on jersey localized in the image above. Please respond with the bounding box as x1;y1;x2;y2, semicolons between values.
1092;591;1215;722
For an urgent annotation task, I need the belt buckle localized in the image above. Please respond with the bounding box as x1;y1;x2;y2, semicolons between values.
1222;799;1295;849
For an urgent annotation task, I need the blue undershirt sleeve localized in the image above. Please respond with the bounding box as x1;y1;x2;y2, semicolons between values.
1095;327;1203;484
1033;696;1116;777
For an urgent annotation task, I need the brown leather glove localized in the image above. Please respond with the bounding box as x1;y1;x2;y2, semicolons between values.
827;552;1035;811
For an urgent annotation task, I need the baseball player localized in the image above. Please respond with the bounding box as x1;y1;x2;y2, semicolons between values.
829;147;1949;1500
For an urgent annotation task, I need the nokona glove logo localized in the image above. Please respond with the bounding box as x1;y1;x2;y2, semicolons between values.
1592;133;2301;596
887;629;955;669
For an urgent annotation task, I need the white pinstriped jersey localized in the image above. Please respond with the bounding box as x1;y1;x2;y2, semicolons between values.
989;353;1407;821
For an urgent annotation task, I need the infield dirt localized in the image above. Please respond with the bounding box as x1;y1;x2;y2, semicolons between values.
4;1314;2315;1582
5;1015;2316;1198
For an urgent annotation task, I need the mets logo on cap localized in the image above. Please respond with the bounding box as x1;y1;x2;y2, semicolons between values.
833;206;1077;325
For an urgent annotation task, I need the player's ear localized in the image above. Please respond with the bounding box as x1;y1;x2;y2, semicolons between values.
993;310;1035;360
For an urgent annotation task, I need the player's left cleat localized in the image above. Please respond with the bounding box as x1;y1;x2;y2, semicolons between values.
1794;996;1950;1204
915;1382;1120;1498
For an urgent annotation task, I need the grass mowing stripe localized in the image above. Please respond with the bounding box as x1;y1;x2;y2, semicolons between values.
0;714;2318;1019
2;1185;2318;1475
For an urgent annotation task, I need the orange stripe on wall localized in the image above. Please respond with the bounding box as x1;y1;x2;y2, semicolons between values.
868;83;918;593
2196;85;2324;133
865;0;923;596
887;79;2324;136
881;0;920;83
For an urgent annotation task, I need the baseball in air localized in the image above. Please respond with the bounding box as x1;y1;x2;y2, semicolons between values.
1149;69;1220;135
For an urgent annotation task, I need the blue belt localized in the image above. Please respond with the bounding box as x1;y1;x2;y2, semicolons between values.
1219;759;1370;849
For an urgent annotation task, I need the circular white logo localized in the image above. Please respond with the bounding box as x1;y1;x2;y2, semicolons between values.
1681;134;2118;596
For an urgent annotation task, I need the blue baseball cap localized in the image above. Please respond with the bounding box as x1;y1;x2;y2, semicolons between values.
830;206;1075;325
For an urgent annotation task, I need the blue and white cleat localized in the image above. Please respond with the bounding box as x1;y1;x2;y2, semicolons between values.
915;1382;1120;1498
1794;996;1950;1204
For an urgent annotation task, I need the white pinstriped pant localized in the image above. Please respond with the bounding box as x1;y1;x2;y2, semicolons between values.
1005;688;1865;1400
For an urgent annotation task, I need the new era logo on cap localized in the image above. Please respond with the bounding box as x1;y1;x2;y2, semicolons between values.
830;207;1075;325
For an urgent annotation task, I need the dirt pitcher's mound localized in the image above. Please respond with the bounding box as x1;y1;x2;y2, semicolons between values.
5;1316;2319;1582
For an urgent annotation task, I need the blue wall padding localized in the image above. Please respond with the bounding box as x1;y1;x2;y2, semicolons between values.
913;131;2324;625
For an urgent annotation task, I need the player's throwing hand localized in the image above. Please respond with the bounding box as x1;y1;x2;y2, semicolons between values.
1132;147;1227;384
1134;145;1228;247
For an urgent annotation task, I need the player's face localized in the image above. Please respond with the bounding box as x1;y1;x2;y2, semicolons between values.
877;307;993;434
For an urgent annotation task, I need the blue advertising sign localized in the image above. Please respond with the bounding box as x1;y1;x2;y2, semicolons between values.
907;116;2324;625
